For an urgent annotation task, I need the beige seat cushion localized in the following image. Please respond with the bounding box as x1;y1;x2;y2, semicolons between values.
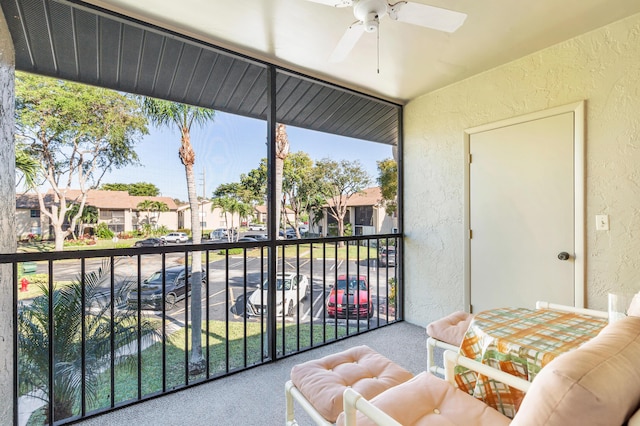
426;311;473;347
512;315;640;426
336;371;511;426
290;345;413;423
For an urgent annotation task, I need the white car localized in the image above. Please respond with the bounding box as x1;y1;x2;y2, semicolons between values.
248;223;266;231
246;273;309;317
161;232;189;243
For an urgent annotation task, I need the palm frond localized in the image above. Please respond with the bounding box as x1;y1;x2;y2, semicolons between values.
18;259;160;421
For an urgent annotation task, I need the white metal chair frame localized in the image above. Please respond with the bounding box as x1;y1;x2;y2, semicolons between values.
426;336;458;376
342;349;531;426
343;303;611;426
285;379;333;426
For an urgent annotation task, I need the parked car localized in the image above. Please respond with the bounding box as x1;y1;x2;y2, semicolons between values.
161;232;189;243
237;236;259;243
326;274;373;319
378;246;396;267
134;237;166;247
246;273;309;317
279;228;298;239
126;265;206;310
209;228;238;240
245;233;268;241
248;223;266;231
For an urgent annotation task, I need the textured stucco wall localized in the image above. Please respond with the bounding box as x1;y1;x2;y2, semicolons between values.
404;12;640;327
0;8;15;425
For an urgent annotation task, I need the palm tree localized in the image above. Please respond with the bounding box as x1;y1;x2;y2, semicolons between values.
151;200;169;229
15;143;40;189
141;98;215;374
65;204;99;238
17;260;157;423
136;199;156;230
212;196;239;242
236;202;253;233
274;124;290;234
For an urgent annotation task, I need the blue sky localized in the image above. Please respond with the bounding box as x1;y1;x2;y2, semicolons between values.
102;111;395;201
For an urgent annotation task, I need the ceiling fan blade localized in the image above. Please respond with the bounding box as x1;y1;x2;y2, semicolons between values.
304;0;353;7
390;2;467;33
329;22;366;62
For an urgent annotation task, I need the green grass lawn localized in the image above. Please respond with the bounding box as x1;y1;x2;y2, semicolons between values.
88;320;344;411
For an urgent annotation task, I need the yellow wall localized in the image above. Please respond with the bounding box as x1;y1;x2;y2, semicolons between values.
404;12;640;326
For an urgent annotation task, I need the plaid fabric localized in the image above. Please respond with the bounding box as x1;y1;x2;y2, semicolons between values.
455;307;607;418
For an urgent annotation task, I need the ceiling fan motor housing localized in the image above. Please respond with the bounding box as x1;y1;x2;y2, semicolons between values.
353;0;388;32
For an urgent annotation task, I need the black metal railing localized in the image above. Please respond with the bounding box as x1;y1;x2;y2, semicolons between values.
3;233;401;425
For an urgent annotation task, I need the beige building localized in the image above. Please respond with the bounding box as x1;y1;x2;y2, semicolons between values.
15;190;179;239
177;200;241;232
253;205;296;228
311;187;397;236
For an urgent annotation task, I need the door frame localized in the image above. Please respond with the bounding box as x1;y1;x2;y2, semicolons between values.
463;101;586;312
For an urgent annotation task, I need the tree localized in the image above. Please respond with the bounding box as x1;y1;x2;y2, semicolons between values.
211;196;244;242
377;158;398;216
151;200;169;229
15;143;40;189
316;159;371;242
65;204;98;238
212;182;255;205
282;152;324;238
15;72;148;251
17;261;157;423
136;199;156;230
101;182;160;196
239;158;268;205
274;124;290;233
136;199;169;232
141;97;215;374
213;182;257;226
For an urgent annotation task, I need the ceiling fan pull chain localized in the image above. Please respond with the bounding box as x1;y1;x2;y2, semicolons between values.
377;24;380;74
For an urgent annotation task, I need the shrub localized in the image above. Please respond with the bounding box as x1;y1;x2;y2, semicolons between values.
218;248;243;255
155;225;169;236
95;223;114;239
388;278;397;305
20;273;49;286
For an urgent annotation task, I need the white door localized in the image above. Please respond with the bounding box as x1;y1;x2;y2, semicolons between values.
465;103;584;313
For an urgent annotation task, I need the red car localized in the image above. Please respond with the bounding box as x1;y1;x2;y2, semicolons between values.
326;275;373;319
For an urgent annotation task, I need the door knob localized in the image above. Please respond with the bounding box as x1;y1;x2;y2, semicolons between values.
557;252;570;261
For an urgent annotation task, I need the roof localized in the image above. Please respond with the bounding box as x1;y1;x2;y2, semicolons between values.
0;0;399;146
326;187;383;208
16;189;178;211
254;205;294;214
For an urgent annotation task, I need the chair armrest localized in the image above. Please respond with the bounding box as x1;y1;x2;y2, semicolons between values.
342;387;402;426
535;301;608;319
443;350;531;393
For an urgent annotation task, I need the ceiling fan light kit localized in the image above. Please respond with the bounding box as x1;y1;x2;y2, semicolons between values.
306;0;467;61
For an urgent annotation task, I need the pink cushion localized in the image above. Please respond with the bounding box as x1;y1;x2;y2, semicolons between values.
426;311;473;346
336;372;511;426
512;316;640;426
290;345;413;423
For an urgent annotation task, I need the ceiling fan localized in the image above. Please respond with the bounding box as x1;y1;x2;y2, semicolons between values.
305;0;467;62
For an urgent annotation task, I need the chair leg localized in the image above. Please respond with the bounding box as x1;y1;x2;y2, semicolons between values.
427;337;436;374
285;380;298;426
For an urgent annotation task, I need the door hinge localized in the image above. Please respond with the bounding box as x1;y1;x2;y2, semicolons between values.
469;229;473;239
469;153;472;164
469;304;473;314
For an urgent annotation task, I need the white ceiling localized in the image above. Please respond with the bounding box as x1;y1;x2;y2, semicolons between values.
83;0;640;104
